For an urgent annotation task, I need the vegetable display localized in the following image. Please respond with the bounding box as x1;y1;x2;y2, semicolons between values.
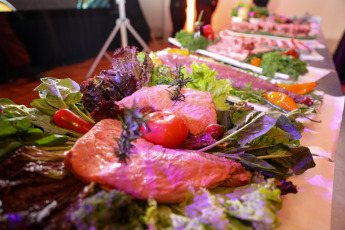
247;51;308;80
0;45;323;230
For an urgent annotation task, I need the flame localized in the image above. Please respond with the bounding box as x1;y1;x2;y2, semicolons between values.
185;0;196;32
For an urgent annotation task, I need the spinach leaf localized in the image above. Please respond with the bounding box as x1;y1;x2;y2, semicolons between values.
247;143;315;177
0;116;31;137
1;99;82;138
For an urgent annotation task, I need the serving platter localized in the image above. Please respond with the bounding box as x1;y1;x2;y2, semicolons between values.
168;37;330;84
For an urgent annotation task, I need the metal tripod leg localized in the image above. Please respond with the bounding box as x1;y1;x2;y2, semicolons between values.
126;22;150;52
85;20;121;80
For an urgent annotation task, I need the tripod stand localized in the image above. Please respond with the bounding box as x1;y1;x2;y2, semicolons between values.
85;0;151;79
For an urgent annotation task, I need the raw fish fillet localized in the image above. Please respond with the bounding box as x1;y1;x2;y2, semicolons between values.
117;85;217;135
64;119;251;204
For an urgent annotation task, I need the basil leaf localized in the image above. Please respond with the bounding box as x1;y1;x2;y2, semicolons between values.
34;77;82;109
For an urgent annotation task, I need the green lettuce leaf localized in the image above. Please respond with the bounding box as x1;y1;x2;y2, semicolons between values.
183;62;232;110
71;189;146;230
144;176;282;230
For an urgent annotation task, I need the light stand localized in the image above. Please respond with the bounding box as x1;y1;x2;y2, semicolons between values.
85;0;151;79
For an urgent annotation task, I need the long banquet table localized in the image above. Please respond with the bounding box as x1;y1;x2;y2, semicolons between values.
314;32;345;230
301;30;345;230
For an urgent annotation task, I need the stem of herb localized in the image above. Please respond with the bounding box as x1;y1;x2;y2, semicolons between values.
199;120;254;152
257;154;292;160
40;146;72;151
72;104;95;125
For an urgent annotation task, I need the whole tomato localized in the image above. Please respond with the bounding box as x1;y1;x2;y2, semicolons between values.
281;49;299;59
202;24;213;38
140;111;189;149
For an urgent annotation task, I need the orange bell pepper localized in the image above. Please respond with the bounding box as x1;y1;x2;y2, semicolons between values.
263;92;299;111
250;57;261;67
277;82;317;95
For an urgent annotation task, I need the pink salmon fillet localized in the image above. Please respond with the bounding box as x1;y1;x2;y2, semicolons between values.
64;119;251;204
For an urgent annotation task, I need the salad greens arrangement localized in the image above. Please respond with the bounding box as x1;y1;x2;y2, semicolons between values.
244;52;308;80
0;47;319;229
0;77;96;160
70;175;281;230
175;30;209;52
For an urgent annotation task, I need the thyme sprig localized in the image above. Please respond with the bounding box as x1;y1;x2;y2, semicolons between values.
166;64;191;103
114;101;150;164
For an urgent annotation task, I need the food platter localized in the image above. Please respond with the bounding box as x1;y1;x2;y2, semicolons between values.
168;37;329;83
0;25;344;230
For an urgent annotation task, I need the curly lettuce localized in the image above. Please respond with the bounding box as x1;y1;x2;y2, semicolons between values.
144;176;282;230
183;62;233;110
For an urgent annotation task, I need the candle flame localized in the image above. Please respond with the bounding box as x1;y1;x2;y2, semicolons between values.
185;0;196;32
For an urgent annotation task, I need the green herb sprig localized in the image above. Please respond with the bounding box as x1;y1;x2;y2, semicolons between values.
166;64;191;103
114;101;150;164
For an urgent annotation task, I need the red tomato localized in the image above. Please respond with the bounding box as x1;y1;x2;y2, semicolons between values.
140;111;188;149
206;33;215;40
53;109;94;134
281;49;299;59
203;124;224;140
202;24;213;37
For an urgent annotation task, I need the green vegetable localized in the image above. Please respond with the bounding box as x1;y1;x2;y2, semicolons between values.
0;99;82;137
183;62;233;110
32;77;94;125
210;104;314;178
175;30;208;52
71;189;146;230
144;176;282;230
151;64;174;86
259;52;308;80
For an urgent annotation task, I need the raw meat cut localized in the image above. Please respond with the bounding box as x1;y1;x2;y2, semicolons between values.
64;119;251;204
117;85;217;135
156;52;314;106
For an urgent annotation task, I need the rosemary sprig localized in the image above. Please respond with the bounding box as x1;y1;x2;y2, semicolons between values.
113;101;150;164
166;64;191;103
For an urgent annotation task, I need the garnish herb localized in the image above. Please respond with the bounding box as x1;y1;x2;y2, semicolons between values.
114;101;150;164
32;77;95;125
166;64;191;103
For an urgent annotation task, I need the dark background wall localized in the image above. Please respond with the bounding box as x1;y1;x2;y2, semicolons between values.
0;0;151;81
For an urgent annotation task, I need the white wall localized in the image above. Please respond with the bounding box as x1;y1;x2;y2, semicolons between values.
139;0;172;40
140;0;345;54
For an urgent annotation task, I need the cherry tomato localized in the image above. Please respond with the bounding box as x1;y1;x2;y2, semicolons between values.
263;92;299;111
277;82;317;95
53;109;94;134
281;49;299;59
140;111;188;149
202;24;213;38
203;124;224;140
